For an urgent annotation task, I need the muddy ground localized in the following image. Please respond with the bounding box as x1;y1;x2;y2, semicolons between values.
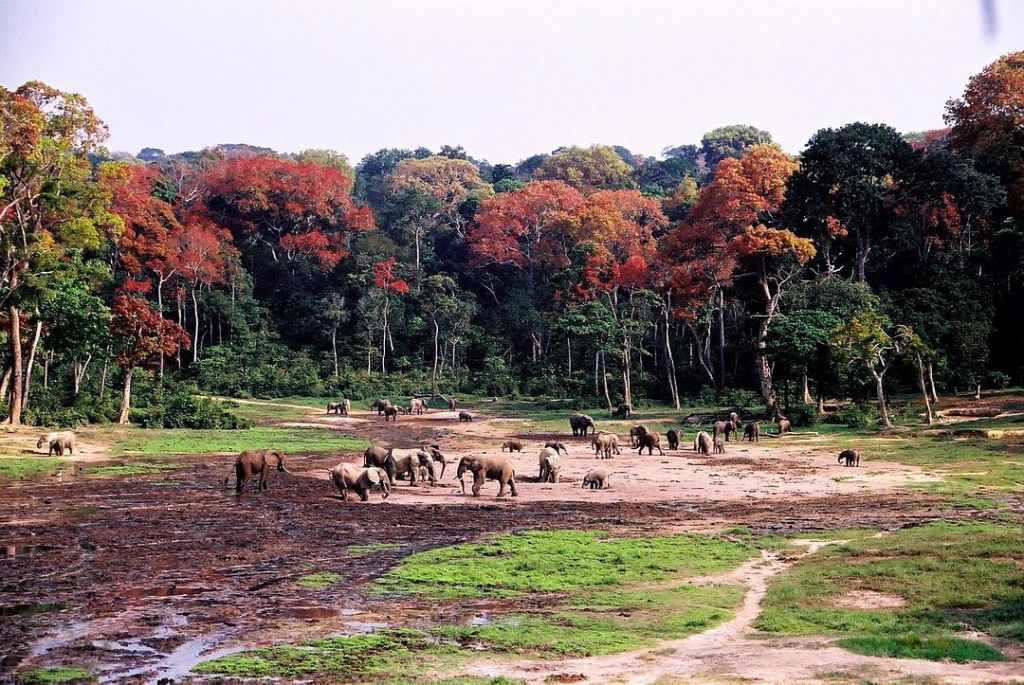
0;405;1019;684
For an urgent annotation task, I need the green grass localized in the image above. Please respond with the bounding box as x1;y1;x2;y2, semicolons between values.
114;426;366;456
296;572;342;589
17;666;93;684
374;530;756;599
756;521;1024;661
194;629;456;679
87;462;180;476
0;457;66;480
837;635;1004;663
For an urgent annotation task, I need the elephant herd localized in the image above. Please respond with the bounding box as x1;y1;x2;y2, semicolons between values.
326;396;462;420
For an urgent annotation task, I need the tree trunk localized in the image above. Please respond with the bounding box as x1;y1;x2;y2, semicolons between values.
975;383;982;400
594;352;599;396
566;337;572;376
717;288;726;390
117;366;134;425
600;352;613;411
0;366;11;403
431;318;440;394
663;312;680;410
7;304;23;427
871;364;891;428
755;317;780;417
157;278;165;377
916;353;933;425
22;319;43;410
191;286;200;363
73;354;92;395
381;299;389;374
927;362;938;403
331;324;339;377
621;336;632;408
801;371;813;405
99;354;109;402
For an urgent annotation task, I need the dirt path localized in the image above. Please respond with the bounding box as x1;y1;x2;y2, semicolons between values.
462;540;1024;684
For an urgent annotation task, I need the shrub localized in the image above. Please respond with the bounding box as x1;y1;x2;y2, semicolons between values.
785;403;818;428
827;403;876;428
986;371;1011;390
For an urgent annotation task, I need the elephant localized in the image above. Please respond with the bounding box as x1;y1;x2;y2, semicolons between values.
713;435;726;454
421;444;447;479
363;445;391;469
776;418;791;435
410;397;428;415
385;448;437;486
328;463;390;501
744;422;760;442
666;429;680;450
37;431;76;456
694;431;712;455
611;403;631;419
713;420;735;442
629;425;648;447
502;439;523;453
459;411;473;422
637;432;664;456
569;413;596;437
448;397;458;411
228;449;290;492
455;455;517;498
383;405;398;421
729;411;740;429
341;398;351;415
372;398;392;415
327;401;343;415
582;469;609;489
838;449;861;467
544;441;569;456
591;432;620;459
538;447;561;483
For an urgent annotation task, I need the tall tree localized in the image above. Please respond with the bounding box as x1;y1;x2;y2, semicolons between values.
700;124;773;168
533;145;635;191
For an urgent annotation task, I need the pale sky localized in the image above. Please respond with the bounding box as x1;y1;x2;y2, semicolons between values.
1;0;1022;164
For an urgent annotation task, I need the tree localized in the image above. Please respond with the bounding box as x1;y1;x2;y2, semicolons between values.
945;51;1024;220
293;149;355;181
533;145;635;190
370;257;409;373
110;293;189;424
419;274;460;392
0;81;113;426
700;125;773;168
782;123;914;282
830;310;914;428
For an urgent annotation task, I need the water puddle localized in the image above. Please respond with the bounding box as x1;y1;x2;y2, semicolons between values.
91;639;161;655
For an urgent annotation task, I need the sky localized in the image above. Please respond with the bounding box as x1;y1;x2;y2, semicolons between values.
1;0;1022;165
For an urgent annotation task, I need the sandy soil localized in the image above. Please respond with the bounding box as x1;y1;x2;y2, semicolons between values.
0;403;1019;684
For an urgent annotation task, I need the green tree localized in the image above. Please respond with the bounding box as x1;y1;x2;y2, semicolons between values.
700;125;773;168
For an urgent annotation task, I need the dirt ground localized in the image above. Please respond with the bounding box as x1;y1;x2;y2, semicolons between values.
0;404;1019;684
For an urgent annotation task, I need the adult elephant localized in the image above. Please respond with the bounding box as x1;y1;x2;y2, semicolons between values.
328;463;390;501
371;398;392;415
228;449;290;492
385;448;437;486
410;397;428;415
569;413;596;437
592;432;620;459
455;455;517;498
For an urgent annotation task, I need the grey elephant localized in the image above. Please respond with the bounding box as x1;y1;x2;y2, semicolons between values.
455;455;517;498
410;397;428;415
227;449;290;492
629;425;648;447
713;420;735;442
37;431;76;456
502;439;523;453
611;403;631;419
838;449;861;467
458;411;473;422
420;444;447;479
544;441;569;455
582;469;609;489
383;405;398;421
694;431;712;455
744;422;760;442
713;435;726;454
364;445;390;469
537;447;561;483
666;429;680;450
776;417;791;434
569;413;596;437
591;432;619;459
371;398;392;415
385;448;437;486
637;432;664;456
328;463;390;501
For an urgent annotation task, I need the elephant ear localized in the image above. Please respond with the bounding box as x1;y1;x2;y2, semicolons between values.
365;468;382;485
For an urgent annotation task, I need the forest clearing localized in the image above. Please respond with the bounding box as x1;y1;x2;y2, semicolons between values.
4;393;1024;684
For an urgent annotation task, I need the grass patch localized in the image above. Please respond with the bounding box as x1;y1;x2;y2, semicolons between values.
0;602;63;616
757;521;1024;658
348;542;405;554
837;635;1004;663
18;666;93;684
114;427;365;456
374;530;755;599
296;572;342;590
194;629;454;679
87;462;179;476
0;457;65;480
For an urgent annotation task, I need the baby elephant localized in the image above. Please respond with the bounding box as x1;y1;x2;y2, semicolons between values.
229;449;290;492
776;418;791;434
544;441;569;456
37;431;76;456
328;463;390;501
666;429;680;450
744;422;760;442
455;455;517;497
838;449;861;467
459;411;474;422
502;439;523;453
582;469;609;490
637;432;664;456
713;435;726;454
538;447;561;483
383;405;399;421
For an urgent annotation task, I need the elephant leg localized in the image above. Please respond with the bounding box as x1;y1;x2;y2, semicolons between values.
359;487;369;502
508;474;518;497
472;472;484;497
658;446;665;455
409;466;419;486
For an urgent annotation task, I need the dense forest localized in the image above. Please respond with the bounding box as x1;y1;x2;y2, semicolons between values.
1;51;1022;429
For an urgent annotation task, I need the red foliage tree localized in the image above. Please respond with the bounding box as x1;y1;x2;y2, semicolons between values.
110;293;190;424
